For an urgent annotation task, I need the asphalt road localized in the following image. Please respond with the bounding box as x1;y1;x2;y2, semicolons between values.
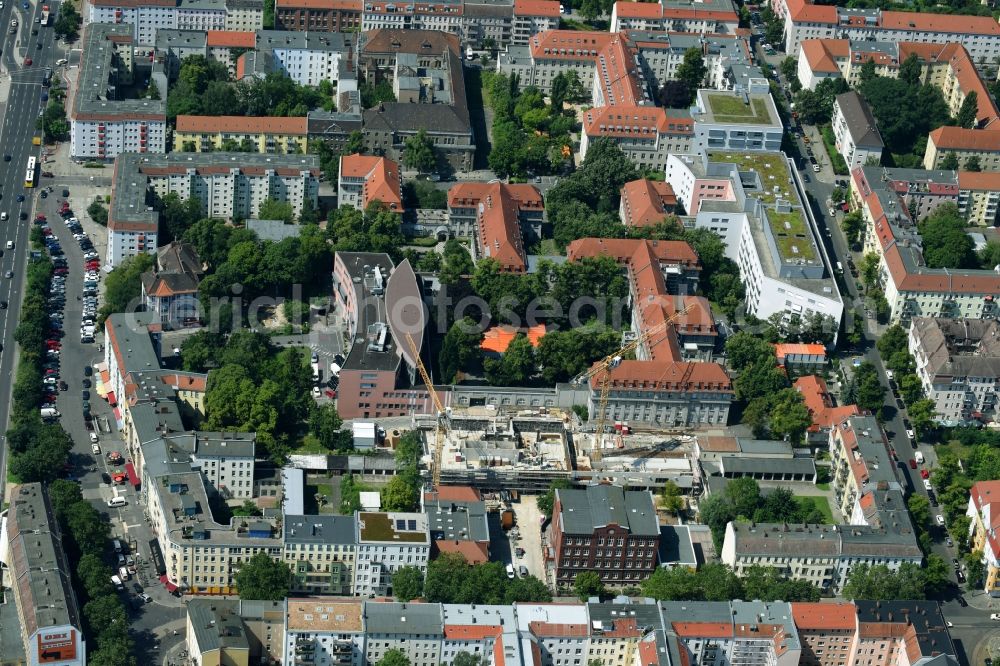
0;0;62;493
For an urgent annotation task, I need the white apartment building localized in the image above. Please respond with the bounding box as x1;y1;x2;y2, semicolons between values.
225;0;265;30
662;601;802;666
515;603;591;666
779;0;1000;63
511;0;559;44
283;516;358;595
440;605;517;664
666;152;844;336
189;432;256;499
364;602;444;666
909;317;1000;423
353;512;430;597
361;0;463;34
831;91;883;170
610;0;740;34
176;0;227;32
691;89;783;154
147;470;283;594
90;0;261;44
71;24;167;160
851;164;1000;323
286;599;366;666
255;30;353;87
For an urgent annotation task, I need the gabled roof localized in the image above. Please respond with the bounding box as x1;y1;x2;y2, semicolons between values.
513;0;560;16
835;91;883;149
339;154;404;212
476;182;528;272
793;375;860;432
481;324;547;354
620;179;678;228
800;39;848;74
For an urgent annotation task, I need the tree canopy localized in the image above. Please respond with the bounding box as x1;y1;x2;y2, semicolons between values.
917;203;977;269
642;563;820;602
423;553;552;604
235;552;291;600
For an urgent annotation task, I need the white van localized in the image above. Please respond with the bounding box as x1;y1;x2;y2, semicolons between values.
118;566;130;581
330;362;342;377
40;407;59;418
914;451;924;464
111;575;123;590
107;496;126;508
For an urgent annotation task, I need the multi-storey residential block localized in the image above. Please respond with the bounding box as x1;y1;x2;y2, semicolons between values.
89;0;263;44
511;0;559;44
187;599;284;666
225;0;265;29
850;164;1000;322
364;602;443;666
173;116;310;153
447;181;544;239
359;30;475;172
141;241;203;328
285;598;365;665
188;431;256;499
967;480;1000;596
515;602;591;664
275;0;362;31
470;182;530;272
425;487;491;564
354;512;431;596
828;415;903;521
610;0;739;33
283;515;358;594
551;485;660;587
107;152;319;267
722;520;922;593
691;89;783;153
337;154;404;212
71;24;167;160
1;484;86;666
852;601;956;666
619;178;677;228
909;317;1000;423
441;604;518;663
666;151;844;336
361;0;463;33
566;237;732;426
332;252;436;420
662;600;802;666
775;0;1000;63
250;30;355;86
581;107;694;173
832;91;883;170
791;602;857;666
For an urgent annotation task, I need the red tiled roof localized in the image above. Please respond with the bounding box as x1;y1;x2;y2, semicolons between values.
792;601;857;631
773;343;826;362
176;115;308;135
958;171;1000;190
275;0;362;7
620;179;677;227
514;0;560;16
672;622;733;638
445;624;503;640
800;39;848;74
794;375;860;432
481;324;547;354
477;184;527;272
594;35;645;107
205;30;256;48
424;486;482;502
339;154;403;212
880;10;1000;35
529;30;614;61
435;540;489;564
566;237;698;266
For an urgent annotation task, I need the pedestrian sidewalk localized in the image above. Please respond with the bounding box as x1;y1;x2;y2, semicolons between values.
966;589;999;611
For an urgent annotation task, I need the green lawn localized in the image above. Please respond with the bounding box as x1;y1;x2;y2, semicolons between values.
795;495;834;524
815;482;830;491
706;94;772;125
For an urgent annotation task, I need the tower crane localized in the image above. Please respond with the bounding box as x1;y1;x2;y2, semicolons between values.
406;332;448;488
583;303;694;461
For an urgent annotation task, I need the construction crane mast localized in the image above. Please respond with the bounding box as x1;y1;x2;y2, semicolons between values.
583;304;693;461
406;332;448;488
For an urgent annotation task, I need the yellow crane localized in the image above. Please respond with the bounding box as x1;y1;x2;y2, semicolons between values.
583;303;694;461
406;332;447;488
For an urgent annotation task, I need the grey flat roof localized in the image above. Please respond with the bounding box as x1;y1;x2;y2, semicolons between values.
284;515;358;545
107;312;161;377
129;396;186;444
364;602;443;635
425;501;489;542
658;525;697;566
257;30;353;52
6;484;81;638
338;252;405;374
178;0;227;10
156;28;208;52
75;24;167;120
587;600;663;630
556;486;659;536
194;432;256;458
188;600;249;654
736;439;793;456
719;455;816;475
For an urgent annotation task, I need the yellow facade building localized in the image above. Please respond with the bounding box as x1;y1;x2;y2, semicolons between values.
173;115;310;154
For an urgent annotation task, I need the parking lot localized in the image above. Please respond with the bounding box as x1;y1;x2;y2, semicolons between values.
509;495;547;585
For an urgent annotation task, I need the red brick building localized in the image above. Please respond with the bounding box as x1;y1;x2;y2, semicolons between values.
551;485;660;587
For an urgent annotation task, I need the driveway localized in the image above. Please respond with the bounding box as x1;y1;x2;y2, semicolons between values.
509;495;547;584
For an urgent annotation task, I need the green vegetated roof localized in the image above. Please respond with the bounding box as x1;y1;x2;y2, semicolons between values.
705;93;772;125
359;512;427;543
708;152;815;263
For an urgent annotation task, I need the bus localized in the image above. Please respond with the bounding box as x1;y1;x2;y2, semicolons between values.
24;156;36;188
